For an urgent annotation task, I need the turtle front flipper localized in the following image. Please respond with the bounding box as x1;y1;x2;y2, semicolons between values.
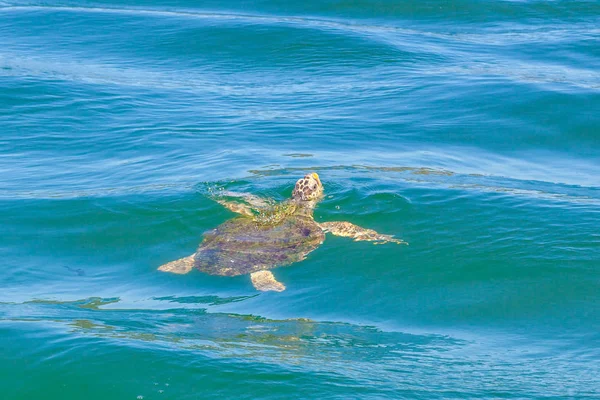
158;254;195;274
250;270;286;292
220;191;270;209
215;199;255;217
319;221;407;245
215;192;272;217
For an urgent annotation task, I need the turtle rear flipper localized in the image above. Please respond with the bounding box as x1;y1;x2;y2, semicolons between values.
251;270;286;292
158;254;195;274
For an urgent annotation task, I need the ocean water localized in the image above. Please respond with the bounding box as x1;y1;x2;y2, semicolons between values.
1;0;599;398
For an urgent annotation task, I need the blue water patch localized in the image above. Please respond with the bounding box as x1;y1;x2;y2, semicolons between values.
1;1;599;398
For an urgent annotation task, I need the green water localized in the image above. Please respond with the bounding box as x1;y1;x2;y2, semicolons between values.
1;1;599;399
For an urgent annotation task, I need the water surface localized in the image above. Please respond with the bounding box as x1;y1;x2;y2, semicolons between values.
1;1;599;398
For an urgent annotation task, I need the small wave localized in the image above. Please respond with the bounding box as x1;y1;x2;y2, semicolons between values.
2;161;597;206
0;4;428;49
247;164;599;204
429;61;600;92
3;295;597;398
2;5;598;92
0;182;196;200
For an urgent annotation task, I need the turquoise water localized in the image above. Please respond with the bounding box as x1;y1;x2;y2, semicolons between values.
1;0;599;398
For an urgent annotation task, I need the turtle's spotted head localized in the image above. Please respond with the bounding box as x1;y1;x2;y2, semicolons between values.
292;173;323;203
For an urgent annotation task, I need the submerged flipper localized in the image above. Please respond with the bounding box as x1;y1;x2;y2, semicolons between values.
220;191;270;209
250;270;286;292
215;199;255;217
215;192;271;217
157;254;195;274
319;221;407;245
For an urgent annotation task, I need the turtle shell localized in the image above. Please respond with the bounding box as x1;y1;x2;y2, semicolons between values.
194;215;325;276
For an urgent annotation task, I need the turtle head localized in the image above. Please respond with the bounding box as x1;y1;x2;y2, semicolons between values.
292;173;323;203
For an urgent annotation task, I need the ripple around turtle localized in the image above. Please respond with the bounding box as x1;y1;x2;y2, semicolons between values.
1;0;599;398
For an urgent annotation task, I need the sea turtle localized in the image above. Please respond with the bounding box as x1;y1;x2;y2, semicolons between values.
158;173;406;292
